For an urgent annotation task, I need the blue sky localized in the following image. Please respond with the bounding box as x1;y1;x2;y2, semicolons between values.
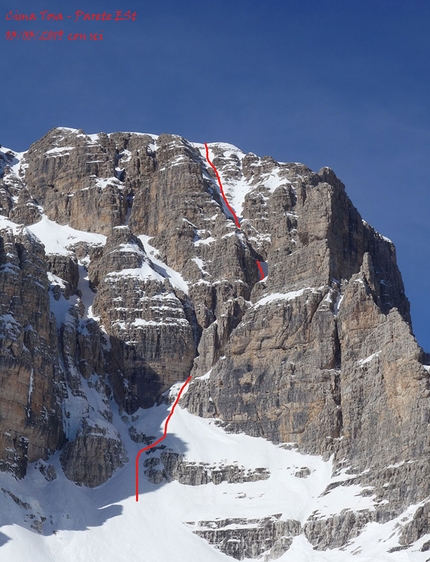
1;0;429;350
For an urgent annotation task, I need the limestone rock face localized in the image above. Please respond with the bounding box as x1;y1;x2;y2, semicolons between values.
143;450;270;486
90;225;196;411
186;515;301;560
183;173;414;464
0;131;429;555
60;420;128;488
0;222;64;477
22;128;126;234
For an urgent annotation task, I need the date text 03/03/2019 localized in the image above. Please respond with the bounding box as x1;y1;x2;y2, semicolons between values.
5;10;137;22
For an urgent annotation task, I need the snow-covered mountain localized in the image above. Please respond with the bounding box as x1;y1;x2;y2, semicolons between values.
0;128;429;561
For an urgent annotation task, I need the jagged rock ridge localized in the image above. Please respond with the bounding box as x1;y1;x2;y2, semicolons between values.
0;128;429;558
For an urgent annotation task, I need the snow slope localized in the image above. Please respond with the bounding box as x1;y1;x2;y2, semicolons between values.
0;381;429;562
27;215;106;256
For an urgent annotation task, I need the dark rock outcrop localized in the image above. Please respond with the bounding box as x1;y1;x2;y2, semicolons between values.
60;422;128;488
143;450;270;486
186;515;301;560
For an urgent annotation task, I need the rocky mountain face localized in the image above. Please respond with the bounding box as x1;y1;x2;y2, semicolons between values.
0;128;429;559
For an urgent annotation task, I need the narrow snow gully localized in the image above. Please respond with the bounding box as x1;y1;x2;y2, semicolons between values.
204;143;265;281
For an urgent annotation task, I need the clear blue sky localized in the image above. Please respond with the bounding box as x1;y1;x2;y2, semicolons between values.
1;0;429;350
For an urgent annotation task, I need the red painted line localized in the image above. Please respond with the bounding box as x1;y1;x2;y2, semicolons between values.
256;260;264;280
204;143;265;281
135;376;192;502
136;147;266;502
204;143;241;229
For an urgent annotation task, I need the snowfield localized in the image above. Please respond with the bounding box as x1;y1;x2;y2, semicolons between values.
0;381;429;561
27;214;107;256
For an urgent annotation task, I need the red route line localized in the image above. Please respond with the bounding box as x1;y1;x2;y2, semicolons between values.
256;260;264;280
205;143;241;229
136;145;265;502
204;143;264;281
135;376;192;502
